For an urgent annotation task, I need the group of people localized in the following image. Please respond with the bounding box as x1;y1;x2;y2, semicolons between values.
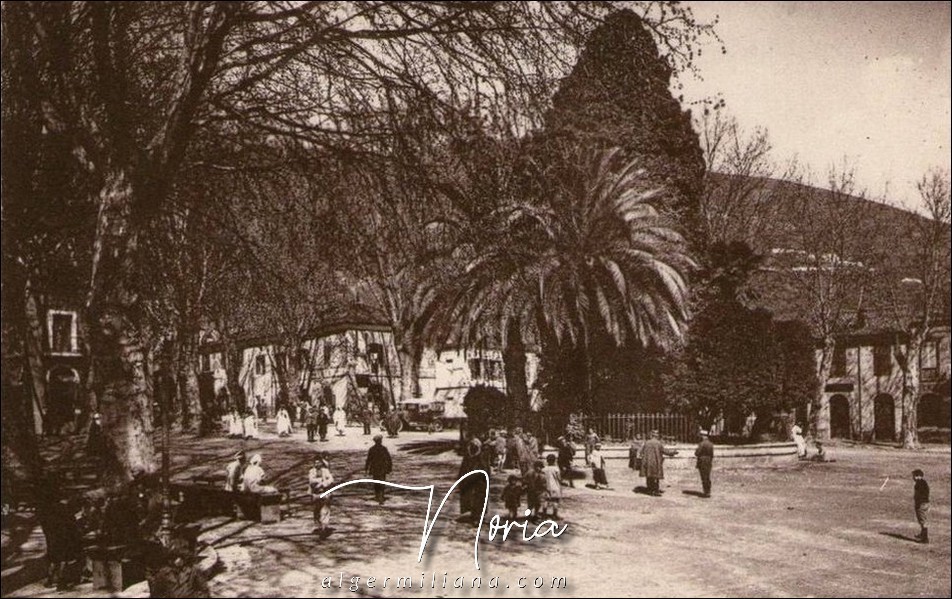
225;409;260;439
456;429;563;524
224;451;279;494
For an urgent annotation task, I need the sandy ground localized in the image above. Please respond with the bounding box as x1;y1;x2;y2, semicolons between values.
3;426;950;597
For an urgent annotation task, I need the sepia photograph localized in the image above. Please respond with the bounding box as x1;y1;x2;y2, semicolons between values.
1;2;949;597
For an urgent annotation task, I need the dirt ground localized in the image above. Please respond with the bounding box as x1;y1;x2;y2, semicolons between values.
3;427;950;598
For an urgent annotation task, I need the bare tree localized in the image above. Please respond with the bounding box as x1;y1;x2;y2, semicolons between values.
779;163;872;439
867;169;951;448
696;109;799;253
2;2;717;481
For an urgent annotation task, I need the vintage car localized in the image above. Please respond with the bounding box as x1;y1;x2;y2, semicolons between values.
397;400;447;432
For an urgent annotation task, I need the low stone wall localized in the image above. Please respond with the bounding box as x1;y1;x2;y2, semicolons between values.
544;442;799;470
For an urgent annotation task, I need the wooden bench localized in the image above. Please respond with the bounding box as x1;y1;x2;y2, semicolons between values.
170;482;288;523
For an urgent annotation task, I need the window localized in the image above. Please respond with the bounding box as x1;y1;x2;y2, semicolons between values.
469;359;482;380
367;343;383;375
201;354;212;372
831;345;847;377
486;360;502;381
873;345;891;377
323;341;332;368
255;354;267;376
921;341;938;370
48;310;77;354
921;341;938;379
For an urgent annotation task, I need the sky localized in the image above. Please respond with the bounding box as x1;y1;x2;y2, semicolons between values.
679;1;951;212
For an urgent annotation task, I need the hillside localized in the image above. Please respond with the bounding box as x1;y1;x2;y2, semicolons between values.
704;173;951;336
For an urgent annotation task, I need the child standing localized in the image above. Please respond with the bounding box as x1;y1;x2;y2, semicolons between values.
542;454;563;520
525;460;546;521
913;469;930;544
501;474;523;520
589;442;609;490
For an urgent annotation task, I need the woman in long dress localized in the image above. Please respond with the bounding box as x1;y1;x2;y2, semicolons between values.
276;408;293;437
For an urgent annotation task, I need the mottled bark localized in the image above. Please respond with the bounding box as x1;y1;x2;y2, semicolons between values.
503;321;529;427
23;280;47;435
899;335;922;449
175;333;201;432
812;336;835;440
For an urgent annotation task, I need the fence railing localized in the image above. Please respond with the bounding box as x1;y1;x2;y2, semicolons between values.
580;413;700;444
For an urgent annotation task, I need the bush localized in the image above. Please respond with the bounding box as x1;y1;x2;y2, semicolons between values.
462;385;511;438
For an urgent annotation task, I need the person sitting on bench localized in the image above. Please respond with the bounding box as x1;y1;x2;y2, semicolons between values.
241;454;278;494
225;451;246;492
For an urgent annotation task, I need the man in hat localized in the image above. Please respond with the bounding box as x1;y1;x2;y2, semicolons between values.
694;430;714;498
365;435;393;504
224;451;246;492
639;430;677;496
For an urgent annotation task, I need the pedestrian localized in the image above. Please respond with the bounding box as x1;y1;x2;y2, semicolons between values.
362;402;374;435
228;409;243;438
224;451;246;492
458;433;488;523
305;404;318;442
243;410;259;440
317;405;330;442
494;430;508;472
334;406;347;436
792;422;807;460
627;434;643;491
508;428;532;476
525;460;546;521
525;431;540;462
276;407;293;437
38;492;84;590
241;454;277;493
589;443;609;490
812;440;836;462
365;434;393;504
694;430;714;498
584;427;600;463
85;413;107;462
639;430;678;496
557;435;576;487
501;474;523;521
541;454;563;519
309;455;334;538
912;469;930;544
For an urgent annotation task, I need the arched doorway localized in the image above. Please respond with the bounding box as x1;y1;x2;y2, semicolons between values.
829;394;851;438
874;393;895;441
919;393;949;429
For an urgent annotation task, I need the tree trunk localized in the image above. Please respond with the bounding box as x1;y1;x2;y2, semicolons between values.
86;171;155;484
503;320;529;427
175;332;201;433
222;335;245;411
900;335;922;449
811;336;834;440
89;311;156;484
397;342;422;403
23;280;48;436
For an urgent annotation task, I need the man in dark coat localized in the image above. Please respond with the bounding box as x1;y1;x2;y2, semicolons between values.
365;435;393;504
639;430;677;496
457;434;488;523
694;430;714;498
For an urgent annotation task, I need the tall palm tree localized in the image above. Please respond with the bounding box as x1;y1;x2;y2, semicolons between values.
431;147;695;416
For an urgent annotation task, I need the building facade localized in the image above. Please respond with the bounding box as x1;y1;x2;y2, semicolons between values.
198;324;539;420
817;326;951;441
